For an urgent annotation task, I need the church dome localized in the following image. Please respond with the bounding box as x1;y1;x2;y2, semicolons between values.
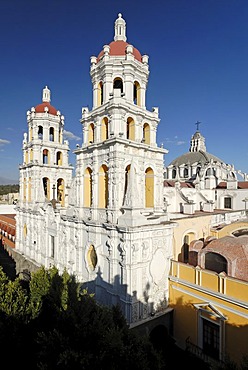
34;86;58;116
97;40;142;62
97;13;142;63
169;150;223;167
35;102;57;115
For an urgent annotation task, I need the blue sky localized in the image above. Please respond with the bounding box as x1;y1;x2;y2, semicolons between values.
1;0;248;183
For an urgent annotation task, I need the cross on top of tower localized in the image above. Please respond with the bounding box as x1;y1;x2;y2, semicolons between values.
195;120;201;131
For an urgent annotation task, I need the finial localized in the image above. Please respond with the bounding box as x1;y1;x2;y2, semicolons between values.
42;86;51;103
114;13;127;42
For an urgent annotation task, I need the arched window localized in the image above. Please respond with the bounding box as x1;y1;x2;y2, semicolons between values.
57;178;64;206
49;127;54;141
143;123;150;144
172;167;177;179
182;235;189;263
133;80;141;106
30;149;33;162
43;149;49;164
84;167;92;207
87;245;97;271
56;151;63;166
205;252;227;274
127;117;135;140
113;77;123;93
101;117;108;141
43;177;50;199
184;166;189;178
97;81;103;106
145;167;154;208
38;126;43;140
88;123;94;144
98;164;108;208
123;164;131;205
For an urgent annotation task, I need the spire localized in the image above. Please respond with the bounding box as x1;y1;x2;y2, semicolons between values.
42;86;51;103
114;13;127;42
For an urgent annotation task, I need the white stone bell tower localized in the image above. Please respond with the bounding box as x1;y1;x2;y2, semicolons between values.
75;13;168;225
19;86;73;208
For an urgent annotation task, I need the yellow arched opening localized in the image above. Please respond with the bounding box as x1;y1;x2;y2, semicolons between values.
98;164;108;208
43;149;50;164
38;125;43;139
145;167;154;208
57;178;64;206
101;117;108;141
123;164;131;204
133;81;141;106
84;167;92;207
143;123;150;144
56;151;63;166
88;123;94;144
30;149;33;162
49;127;54;141
23;224;27;238
127;117;135;140
97;81;103;106
43;177;50;199
87;245;97;271
181;232;196;263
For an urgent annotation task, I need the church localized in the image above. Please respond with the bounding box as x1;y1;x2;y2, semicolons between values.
15;13;175;324
14;13;248;333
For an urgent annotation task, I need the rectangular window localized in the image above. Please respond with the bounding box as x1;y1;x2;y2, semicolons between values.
202;319;220;360
224;197;231;209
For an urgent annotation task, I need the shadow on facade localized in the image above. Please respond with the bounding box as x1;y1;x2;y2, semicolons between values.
81;266;173;338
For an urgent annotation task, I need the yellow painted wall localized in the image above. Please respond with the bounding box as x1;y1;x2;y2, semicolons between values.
169;261;248;365
211;221;248;238
172;214;212;260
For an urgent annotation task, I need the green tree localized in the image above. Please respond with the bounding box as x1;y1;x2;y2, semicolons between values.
0;265;162;369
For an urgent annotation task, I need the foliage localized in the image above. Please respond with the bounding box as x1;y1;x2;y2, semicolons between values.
0;265;161;369
0;184;19;195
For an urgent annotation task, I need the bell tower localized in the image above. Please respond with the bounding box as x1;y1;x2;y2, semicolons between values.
76;13;167;225
19;86;73;208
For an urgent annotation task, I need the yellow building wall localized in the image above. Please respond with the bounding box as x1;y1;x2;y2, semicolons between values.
201;270;219;291
172;214;213;260
169;261;248;365
210;221;248;238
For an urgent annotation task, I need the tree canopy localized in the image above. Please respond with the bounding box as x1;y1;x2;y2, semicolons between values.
0;265;162;369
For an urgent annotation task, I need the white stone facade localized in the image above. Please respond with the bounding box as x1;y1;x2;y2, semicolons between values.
15;14;174;324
